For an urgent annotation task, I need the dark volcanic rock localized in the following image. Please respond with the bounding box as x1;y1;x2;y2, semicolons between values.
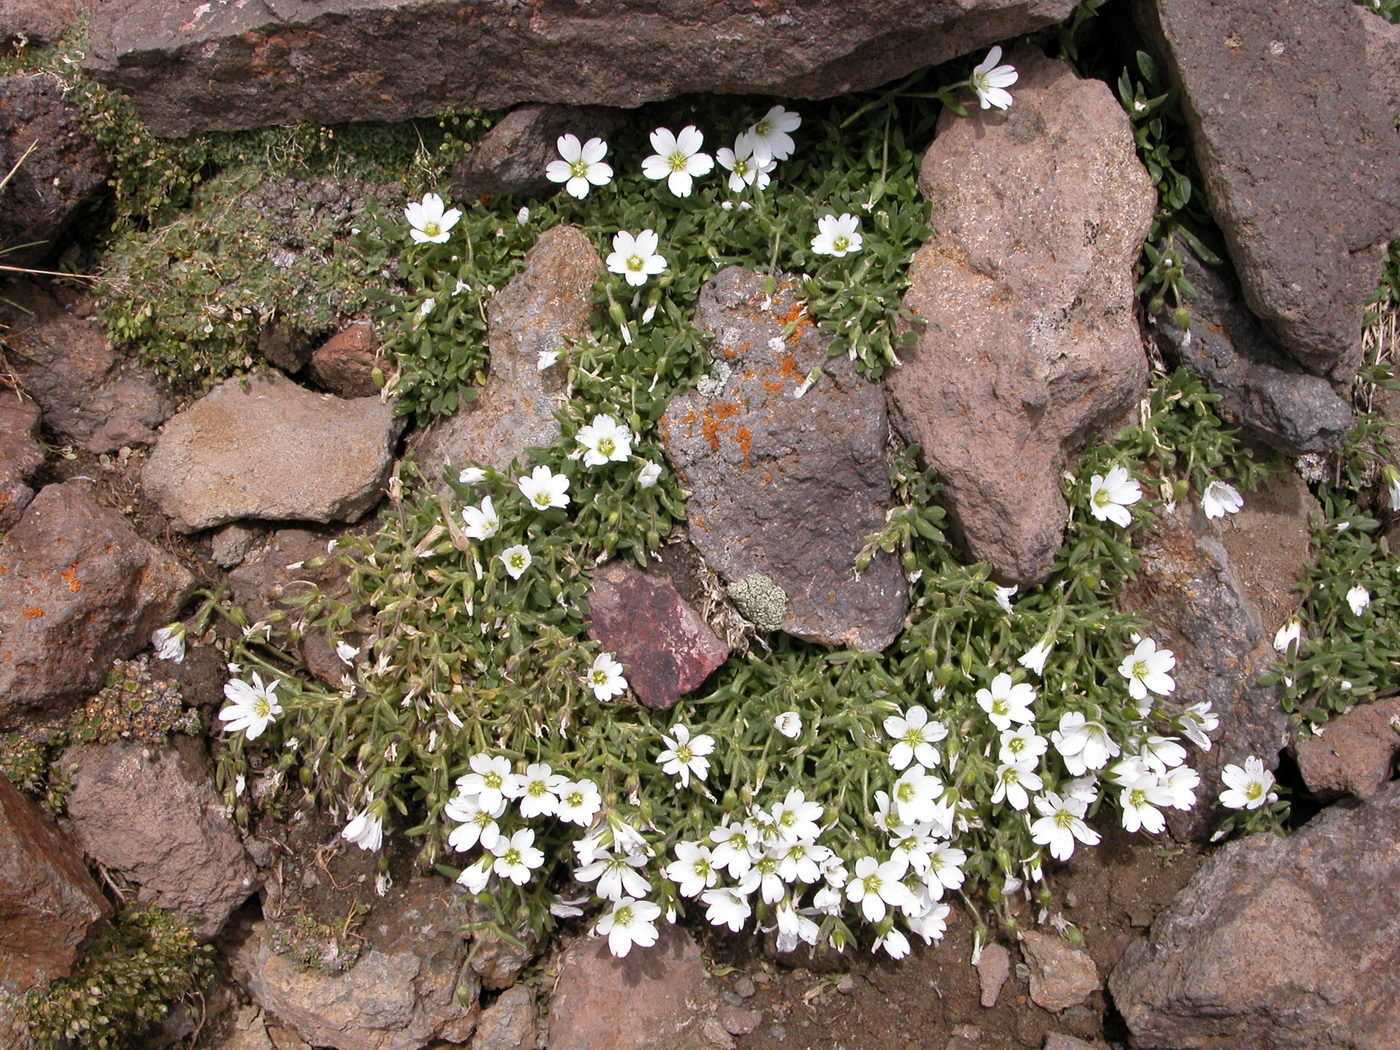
1111;782;1400;1050
887;50;1153;585
1134;0;1400;379
586;560;730;710
661;267;907;651
451;103;627;202
84;0;1076;137
0;775;111;995
0;396;43;531
2;1;95;47
1148;248;1351;457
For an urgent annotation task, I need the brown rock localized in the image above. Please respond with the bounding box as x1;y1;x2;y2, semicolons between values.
977;941;1011;1008
661;267;907;650
0;395;43;531
547;925;725;1050
1110;782;1400;1049
1294;698;1400;800
1134;0;1400;379
308;322;388;400
1043;1036;1105;1050
84;0;1076;137
1214;469;1316;631
257;324;315;375
887;50;1153;585
62;736;258;939
586;560;729;710
471;985;537;1050
413;225;600;483
451;104;627;202
1020;930;1101;1013
0;775;111;995
0;479;198;727
1;0;92;46
467;919;537;993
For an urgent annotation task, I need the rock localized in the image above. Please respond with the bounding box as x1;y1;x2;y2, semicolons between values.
236;878;479;1050
207;1004;276;1050
1043;1036;1105;1050
661;267;907;650
546;925;725;1050
586;560;730;710
471;985;537;1050
0;775;111;995
308;322;388;400
0;994;38;1050
1119;500;1288;841
0;479;197;727
257;324;316;375
1294;698;1400;800
467;919;537;993
2;282;174;453
413;225;599;483
142;372;403;532
1110;782;1400;1049
84;0;1076;137
1134;0;1400;379
2;0;91;46
211;523;263;569
0;396;43;531
226;527;348;627
887;49;1153;585
0;74;111;268
1213;469;1316;632
717;1004;762;1036
1019;930;1101;1013
62;736;258;939
451;104;627;201
1147;248;1351;457
977;942;1012;1008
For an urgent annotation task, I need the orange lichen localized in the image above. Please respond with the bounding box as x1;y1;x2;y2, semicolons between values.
24;607;44;619
60;566;81;593
736;426;753;469
699;401;739;451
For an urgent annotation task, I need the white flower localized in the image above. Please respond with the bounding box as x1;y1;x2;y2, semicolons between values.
1176;701;1219;751
845;855;911;923
575;414;634;467
746;104;801;161
219;673;284;740
991;759;1043;810
1273;616;1302;653
993;584;1018;612
716;131;775;192
444;793;505;852
555;779;603;826
457;753;524;813
641;125;714;196
458;467;486;485
587;652;628;701
1018;638;1053;676
456;857;492;893
517;464;571;510
770;788;824;843
499;544;532;580
1383;465;1400;511
341;809;383;852
876;927;912;960
1163;765;1200;810
774;710;803;739
594;896;663;957
490;828;545;885
976;672;1036;730
1119;773;1174;834
637;460;662;489
335;641;359;665
517;762;567;819
907;900;951;944
998;725;1048;766
575;849;651;901
516;206;530;224
969;45;1019;110
1029;792;1100;862
1119;637;1176;701
1201;480;1244;519
1051;712;1119;776
702;886;753;932
404;192;461;244
1346;585;1371;616
883;704;948;770
461;496;500;540
1140;735;1187;773
605;228;667;287
1218;756;1277;810
811;213;863;257
666;841;718;898
545;134;614;199
925;843;967;895
891;768;945;825
151;622;186;663
1088;464;1141;527
537;349;560;371
657;725;715;787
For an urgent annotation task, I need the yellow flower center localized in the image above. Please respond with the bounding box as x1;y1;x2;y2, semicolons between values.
667;151;689;173
422;221;441;238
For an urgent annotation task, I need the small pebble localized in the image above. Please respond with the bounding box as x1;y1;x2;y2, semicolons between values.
836;974;858;994
734;975;757;998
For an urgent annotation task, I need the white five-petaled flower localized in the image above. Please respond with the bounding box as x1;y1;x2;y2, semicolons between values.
657;725;715;787
444;792;506;852
969;45;1019;110
499;544;532;580
461;496;499;541
545;134;614;199
811;213;863;257
404;192;461;244
666;841;718;898
976;672;1036;730
883;704;948;770
1029;792;1100;861
1346;585;1371;616
1119;636;1176;701
1273;616;1302;653
641;125;714;197
1018;638;1053;676
555;778;603;826
845;855;911;923
1176;701;1219;751
537;349;561;371
891;767;945;825
746;104;801;161
458;467;486;486
606;229;667;287
219;672;284;740
151;622;186;663
457;753;523;814
1119;772;1174;834
1088;464;1141;527
716;131;776;192
587;652;628;701
576;414;634;468
517;762;568;819
1201;480;1244;519
994;584;1018;613
335;640;359;665
998;725;1048;767
577;847;651;901
517;464;571;510
1051;711;1120;776
1218;755;1277;810
702;886;753;931
774;710;803;739
491;828;546;885
637;460;663;489
991;758;1042;810
341;809;383;852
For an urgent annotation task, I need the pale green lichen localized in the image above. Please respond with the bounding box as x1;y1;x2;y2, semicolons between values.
695;359;732;399
726;573;788;632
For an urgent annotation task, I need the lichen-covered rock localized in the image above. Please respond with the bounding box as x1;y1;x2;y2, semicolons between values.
413;225;600;482
661;267;907;651
1110;782;1400;1049
1134;0;1400;379
887;49;1153;585
0;396;43;531
0;479;197;727
451;104;626;201
142;372;403;532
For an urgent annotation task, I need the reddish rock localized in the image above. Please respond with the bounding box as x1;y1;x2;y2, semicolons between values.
1294;698;1400;800
887;50;1153;585
587;560;729;710
451;103;626;202
1020;930;1100;1013
307;322;388;400
546;925;725;1050
0;775;111;995
0;396;43;531
1213;469;1316;632
471;985;537;1050
977;942;1012;1007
